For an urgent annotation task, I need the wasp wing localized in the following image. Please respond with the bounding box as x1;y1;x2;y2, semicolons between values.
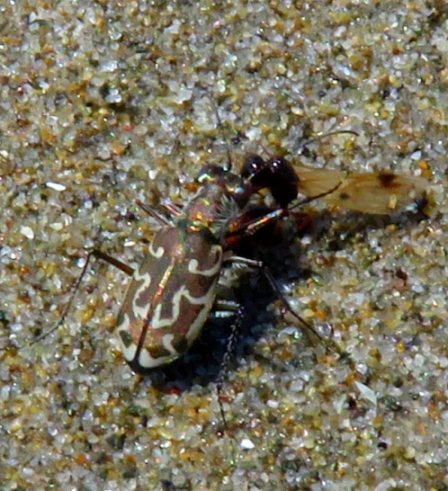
294;162;428;214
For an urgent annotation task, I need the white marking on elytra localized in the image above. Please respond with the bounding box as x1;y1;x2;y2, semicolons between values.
131;271;153;320
183;290;215;343
117;311;131;334
148;242;165;259
133;268;152;285
187;246;222;276
132;300;152;321
162;333;175;352
150;283;217;330
121;339;138;362
138;347;176;368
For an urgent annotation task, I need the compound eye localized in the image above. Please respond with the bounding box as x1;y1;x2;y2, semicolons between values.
269;158;283;173
241;154;266;178
197;165;226;183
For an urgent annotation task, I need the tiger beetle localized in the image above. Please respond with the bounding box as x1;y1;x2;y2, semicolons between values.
10;152;343;428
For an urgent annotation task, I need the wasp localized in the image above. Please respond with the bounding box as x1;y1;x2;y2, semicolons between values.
242;154;431;215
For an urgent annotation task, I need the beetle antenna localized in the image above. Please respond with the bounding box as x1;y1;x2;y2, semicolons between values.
202;92;234;172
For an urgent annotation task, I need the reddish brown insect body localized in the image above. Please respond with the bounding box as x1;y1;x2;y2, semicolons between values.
117;167;258;371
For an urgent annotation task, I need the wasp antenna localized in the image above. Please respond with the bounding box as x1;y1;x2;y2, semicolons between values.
254;140;276;159
295;129;359;155
223;171;347;241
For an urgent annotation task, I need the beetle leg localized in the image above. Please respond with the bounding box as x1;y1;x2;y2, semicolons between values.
209;299;240;319
91;250;134;275
12;250;135;350
224;255;324;343
135;200;174;226
160;202;183;217
211;300;245;432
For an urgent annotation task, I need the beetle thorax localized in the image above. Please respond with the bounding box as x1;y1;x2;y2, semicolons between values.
185;174;252;237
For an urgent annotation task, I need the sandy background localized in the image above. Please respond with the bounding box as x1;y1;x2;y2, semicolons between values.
1;1;447;490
